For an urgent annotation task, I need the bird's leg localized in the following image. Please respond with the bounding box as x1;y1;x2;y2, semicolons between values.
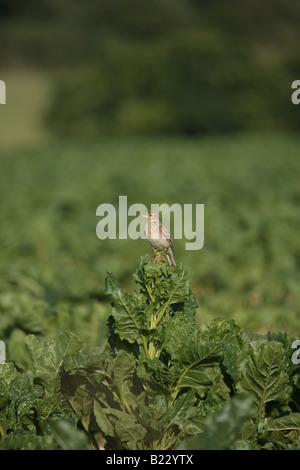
151;249;157;263
159;248;167;261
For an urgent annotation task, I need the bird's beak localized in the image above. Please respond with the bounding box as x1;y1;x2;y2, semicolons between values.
142;214;148;218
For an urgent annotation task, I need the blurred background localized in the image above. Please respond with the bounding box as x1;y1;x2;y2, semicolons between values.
0;0;300;365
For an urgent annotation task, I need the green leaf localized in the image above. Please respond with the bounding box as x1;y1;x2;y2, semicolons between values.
172;340;223;397
198;319;263;385
113;412;147;450
25;334;42;365
162;310;197;356
110;350;136;412
93;400;115;437
266;413;300;432
104;272;143;343
165;390;196;429
183;390;227;435
179;394;256;450
67;385;94;431
25;331;83;392
161;264;191;305
134;258;192;310
36;392;67;420
7;374;44;427
48;417;93;450
237;340;292;417
63;344;105;371
132;389;168;433
56;330;83;358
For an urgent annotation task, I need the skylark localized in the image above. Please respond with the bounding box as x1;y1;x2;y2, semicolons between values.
142;211;176;266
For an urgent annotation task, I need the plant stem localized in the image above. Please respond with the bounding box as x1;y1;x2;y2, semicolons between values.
145;284;155;302
148;341;156;360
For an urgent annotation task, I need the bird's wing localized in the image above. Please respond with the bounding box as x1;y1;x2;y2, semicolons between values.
161;222;171;241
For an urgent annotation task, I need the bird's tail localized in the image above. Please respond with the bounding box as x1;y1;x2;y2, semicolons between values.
166;247;176;266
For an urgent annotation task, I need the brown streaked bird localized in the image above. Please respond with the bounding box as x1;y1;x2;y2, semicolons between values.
142;211;176;266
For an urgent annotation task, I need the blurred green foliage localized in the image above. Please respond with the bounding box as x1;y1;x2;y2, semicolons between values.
0;134;300;353
0;0;299;403
1;0;300;135
45;34;297;136
1;1;299;450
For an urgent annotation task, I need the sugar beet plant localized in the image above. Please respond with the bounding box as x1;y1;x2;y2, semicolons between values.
0;256;300;450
